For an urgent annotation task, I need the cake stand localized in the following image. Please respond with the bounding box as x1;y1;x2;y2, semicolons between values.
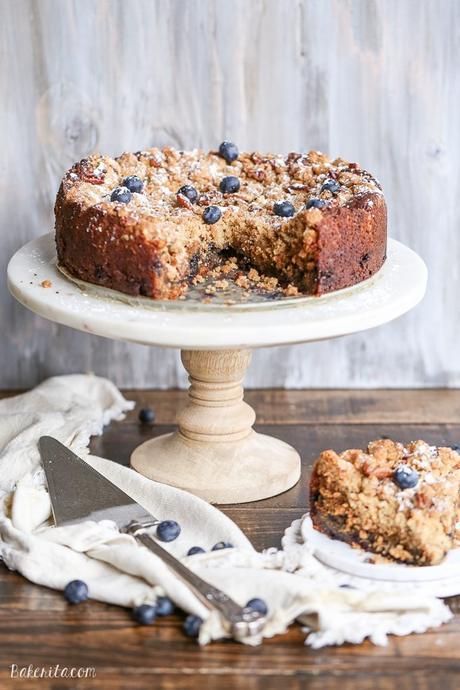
7;234;427;504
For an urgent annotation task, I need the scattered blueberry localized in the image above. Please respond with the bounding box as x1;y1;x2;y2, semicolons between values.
202;206;222;224
64;580;88;604
321;179;340;194
123;175;144;193
393;465;419;489
306;198;326;209
138;407;156;424
133;604;157;625
110;186;132;203
183;614;203;638
212;541;233;551
155;596;175;617
156;520;181;542
246;598;268;615
273;201;295;218
187;546;206;556
218;141;239;164
219;176;240;194
177;185;198;203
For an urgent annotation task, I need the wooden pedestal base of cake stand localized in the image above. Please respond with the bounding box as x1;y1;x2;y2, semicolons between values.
131;349;300;504
8;234;427;506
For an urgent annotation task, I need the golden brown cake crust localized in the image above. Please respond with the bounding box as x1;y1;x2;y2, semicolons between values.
310;439;460;565
55;147;387;299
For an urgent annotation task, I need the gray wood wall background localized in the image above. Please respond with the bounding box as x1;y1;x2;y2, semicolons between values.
1;0;459;389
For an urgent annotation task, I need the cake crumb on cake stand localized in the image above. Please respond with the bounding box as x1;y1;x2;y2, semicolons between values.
8;233;427;504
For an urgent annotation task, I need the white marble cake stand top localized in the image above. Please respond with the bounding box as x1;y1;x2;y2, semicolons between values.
7;234;427;350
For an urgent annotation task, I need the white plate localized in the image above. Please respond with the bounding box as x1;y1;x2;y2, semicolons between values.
7;234;427;349
302;514;460;583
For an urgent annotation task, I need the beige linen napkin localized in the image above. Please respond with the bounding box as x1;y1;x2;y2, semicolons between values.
0;375;452;646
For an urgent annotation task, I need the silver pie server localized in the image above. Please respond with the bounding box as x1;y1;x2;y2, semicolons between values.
38;436;265;640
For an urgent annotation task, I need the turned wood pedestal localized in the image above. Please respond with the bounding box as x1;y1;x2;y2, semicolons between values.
130;350;301;503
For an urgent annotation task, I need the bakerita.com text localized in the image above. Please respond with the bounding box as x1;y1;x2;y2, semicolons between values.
10;664;96;679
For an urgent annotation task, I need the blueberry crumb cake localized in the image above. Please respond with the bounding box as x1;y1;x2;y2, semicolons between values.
310;439;460;565
55;142;387;300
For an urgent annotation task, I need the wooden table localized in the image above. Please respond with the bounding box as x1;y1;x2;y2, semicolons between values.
1;389;459;689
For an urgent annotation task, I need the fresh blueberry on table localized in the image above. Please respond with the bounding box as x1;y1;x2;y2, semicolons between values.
156;520;181;542
273;201;295;218
218;141;239;164
122;175;144;194
133;604;157;625
110;186;132;203
138;407;156;424
246;598;268;615
63;580;89;604
393;465;419;489
155;596;175;617
306;198;326;209
202;206;222;224
183;614;203;638
177;185;198;203
321;179;340;194
212;541;233;551
219;176;240;194
187;546;206;556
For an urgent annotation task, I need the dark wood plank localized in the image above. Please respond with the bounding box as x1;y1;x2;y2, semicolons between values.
121;389;460;425
1;389;459;690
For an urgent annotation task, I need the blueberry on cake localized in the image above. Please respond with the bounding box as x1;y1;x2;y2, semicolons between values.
55;144;387;300
310;439;460;565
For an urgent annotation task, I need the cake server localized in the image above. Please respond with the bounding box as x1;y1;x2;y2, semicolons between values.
38;436;265;640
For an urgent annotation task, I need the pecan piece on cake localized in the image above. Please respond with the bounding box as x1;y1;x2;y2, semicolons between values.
310;439;460;565
55;144;387;300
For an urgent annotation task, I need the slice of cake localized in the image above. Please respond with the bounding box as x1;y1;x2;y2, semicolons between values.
310;439;460;565
55;143;386;300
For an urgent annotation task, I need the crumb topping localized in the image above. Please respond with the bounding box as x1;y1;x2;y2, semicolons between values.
338;440;459;513
62;148;383;237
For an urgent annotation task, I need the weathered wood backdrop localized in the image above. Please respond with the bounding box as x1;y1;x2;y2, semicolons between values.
1;0;458;389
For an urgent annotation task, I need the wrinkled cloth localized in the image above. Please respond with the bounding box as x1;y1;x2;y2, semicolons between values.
0;376;452;646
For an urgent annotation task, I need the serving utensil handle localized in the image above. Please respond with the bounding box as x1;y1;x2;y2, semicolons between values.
123;519;265;640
